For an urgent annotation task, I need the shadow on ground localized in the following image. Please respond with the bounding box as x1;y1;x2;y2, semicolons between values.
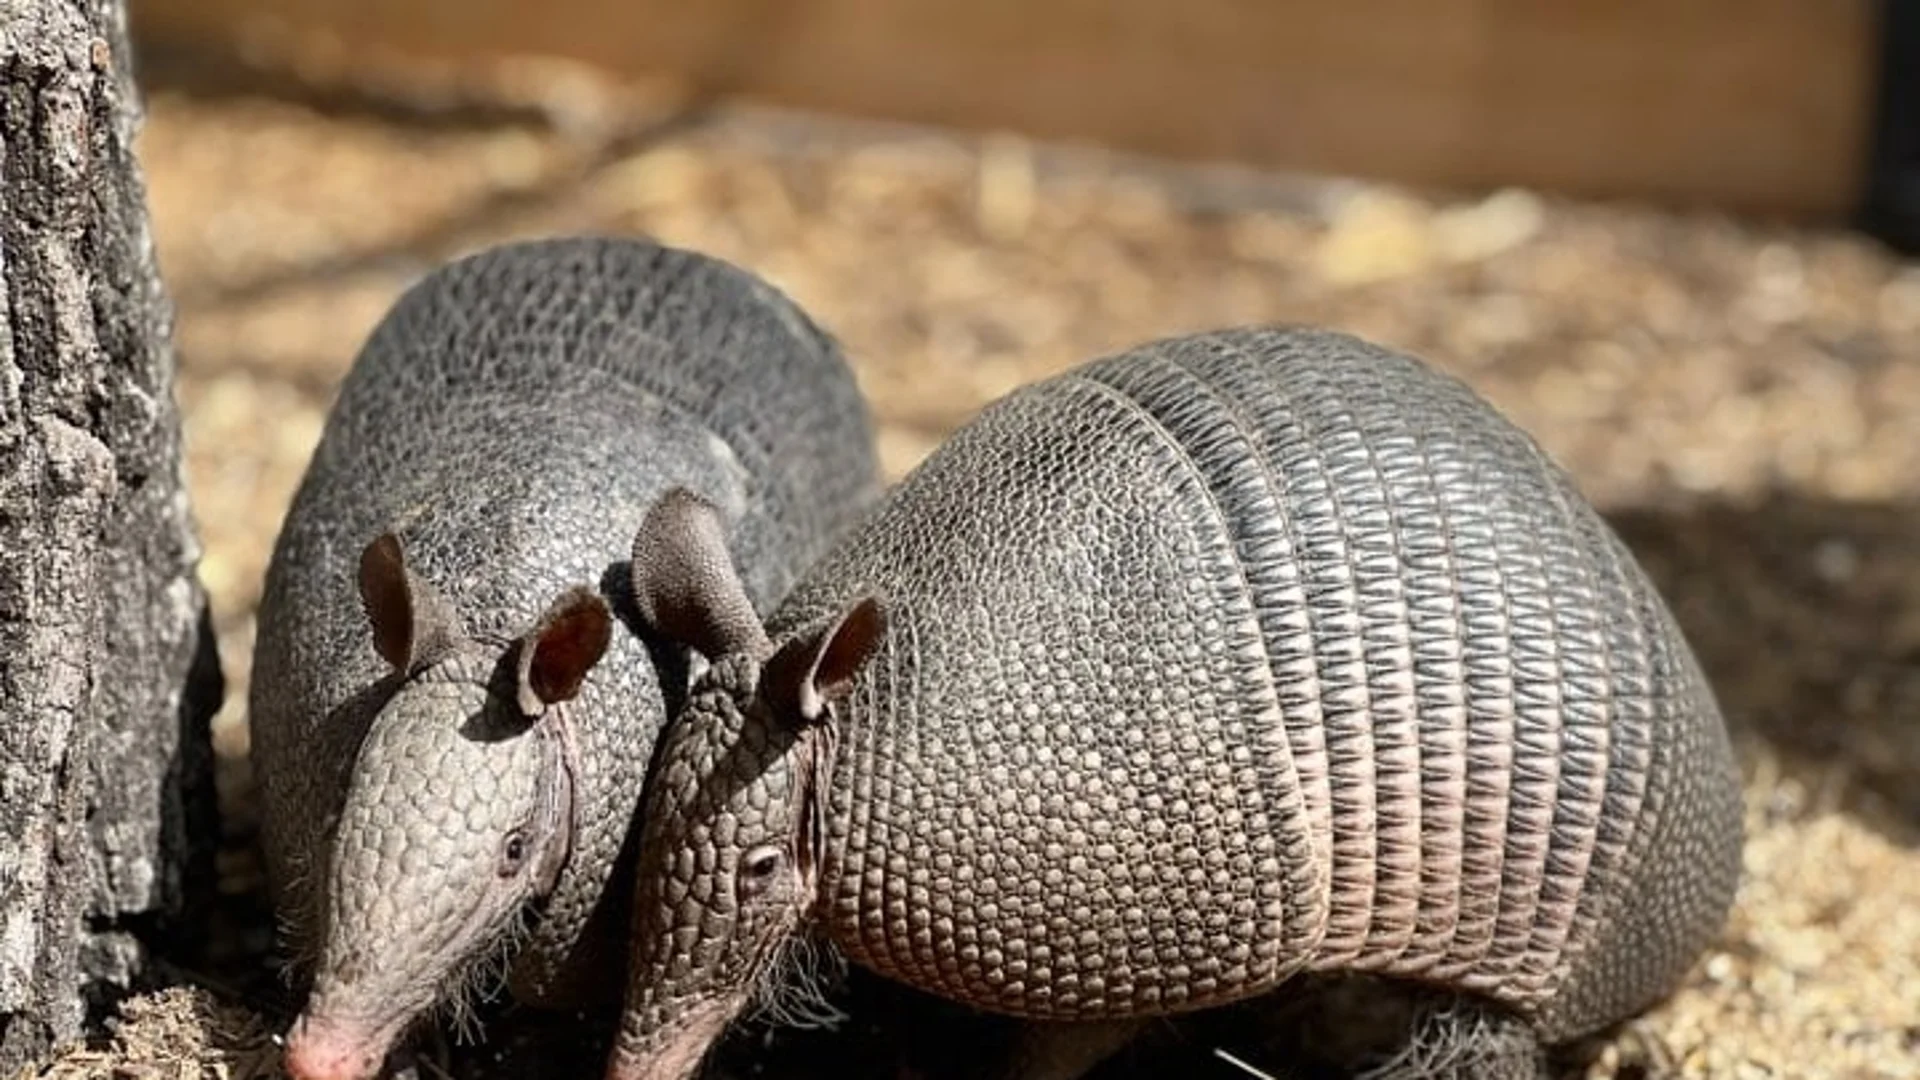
128;39;717;311
1609;492;1920;850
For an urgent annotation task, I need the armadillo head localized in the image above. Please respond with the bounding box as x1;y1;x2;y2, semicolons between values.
602;488;885;1080
282;533;614;1080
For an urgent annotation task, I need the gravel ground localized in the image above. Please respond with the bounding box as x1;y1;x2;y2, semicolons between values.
20;58;1920;1079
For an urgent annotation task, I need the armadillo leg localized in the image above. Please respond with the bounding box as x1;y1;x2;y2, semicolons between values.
1351;997;1547;1080
992;1018;1148;1080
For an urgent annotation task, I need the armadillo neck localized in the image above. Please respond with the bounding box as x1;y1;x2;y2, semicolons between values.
802;328;1730;1032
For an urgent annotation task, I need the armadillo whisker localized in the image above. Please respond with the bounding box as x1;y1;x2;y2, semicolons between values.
1211;1047;1281;1080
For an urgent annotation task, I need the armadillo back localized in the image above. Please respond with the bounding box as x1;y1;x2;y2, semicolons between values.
778;326;1739;1040
284;236;877;617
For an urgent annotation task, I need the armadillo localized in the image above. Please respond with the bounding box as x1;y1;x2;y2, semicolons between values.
245;235;880;1080
604;326;1745;1079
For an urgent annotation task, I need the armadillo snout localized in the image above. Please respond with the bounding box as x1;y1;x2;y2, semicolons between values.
282;1014;390;1080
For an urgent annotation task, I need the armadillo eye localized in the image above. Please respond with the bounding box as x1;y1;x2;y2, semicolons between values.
500;831;529;877
738;844;784;897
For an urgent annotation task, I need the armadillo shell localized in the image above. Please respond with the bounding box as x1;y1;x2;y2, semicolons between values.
772;326;1742;1042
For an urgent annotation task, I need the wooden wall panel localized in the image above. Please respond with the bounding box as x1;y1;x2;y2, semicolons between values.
129;0;1881;216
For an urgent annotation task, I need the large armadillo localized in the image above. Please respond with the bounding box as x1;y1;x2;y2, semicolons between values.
603;326;1745;1079
246;236;879;1080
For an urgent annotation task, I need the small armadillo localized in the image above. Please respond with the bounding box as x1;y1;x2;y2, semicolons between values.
605;326;1745;1080
246;236;879;1080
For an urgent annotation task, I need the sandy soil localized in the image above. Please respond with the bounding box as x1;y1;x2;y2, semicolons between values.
18;52;1920;1080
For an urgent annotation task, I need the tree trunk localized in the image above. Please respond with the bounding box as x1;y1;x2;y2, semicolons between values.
0;0;222;1071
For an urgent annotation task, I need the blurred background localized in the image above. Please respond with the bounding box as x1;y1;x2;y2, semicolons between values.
49;1;1920;1076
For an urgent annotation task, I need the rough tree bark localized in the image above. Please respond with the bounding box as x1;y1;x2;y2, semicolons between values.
0;0;221;1071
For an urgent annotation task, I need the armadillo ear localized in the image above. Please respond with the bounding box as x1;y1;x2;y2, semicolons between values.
358;531;461;674
763;595;886;727
516;587;614;717
630;486;772;661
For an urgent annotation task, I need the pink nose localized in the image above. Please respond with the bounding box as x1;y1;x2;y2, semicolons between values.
283;1017;383;1080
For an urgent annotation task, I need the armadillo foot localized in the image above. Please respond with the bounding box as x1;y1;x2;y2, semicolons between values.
1350;996;1547;1080
993;1018;1148;1080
